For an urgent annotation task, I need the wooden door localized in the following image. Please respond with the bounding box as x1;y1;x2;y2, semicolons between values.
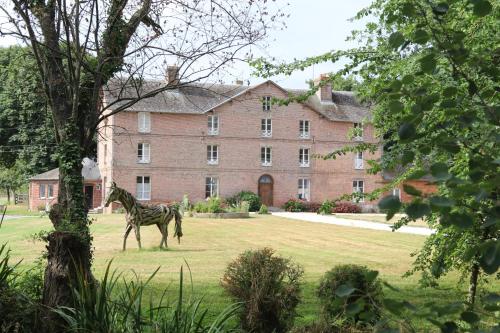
258;175;273;206
84;185;94;209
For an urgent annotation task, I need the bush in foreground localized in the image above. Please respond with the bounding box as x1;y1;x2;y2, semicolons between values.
317;264;383;327
221;248;303;333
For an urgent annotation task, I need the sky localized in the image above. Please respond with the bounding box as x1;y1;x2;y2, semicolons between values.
237;0;374;88
0;0;373;89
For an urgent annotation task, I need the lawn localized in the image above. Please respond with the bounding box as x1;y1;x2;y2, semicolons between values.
0;213;484;330
0;203;40;216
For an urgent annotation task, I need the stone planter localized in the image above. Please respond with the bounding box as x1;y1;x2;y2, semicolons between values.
193;212;250;219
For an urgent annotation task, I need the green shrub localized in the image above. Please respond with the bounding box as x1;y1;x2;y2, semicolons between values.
317;200;334;215
258;204;269;214
317;264;383;327
226;201;250;213
221;248;303;333
193;197;224;213
226;191;261;212
283;199;306;212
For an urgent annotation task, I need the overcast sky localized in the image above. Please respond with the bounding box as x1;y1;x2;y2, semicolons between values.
0;1;373;89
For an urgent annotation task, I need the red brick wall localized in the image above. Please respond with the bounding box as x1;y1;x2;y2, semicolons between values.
29;180;103;211
29;180;58;211
388;180;438;203
99;82;382;212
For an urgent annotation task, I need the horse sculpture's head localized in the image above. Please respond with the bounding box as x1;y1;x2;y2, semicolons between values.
104;181;120;207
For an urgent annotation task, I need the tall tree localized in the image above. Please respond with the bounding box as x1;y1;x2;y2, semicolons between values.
0;0;284;331
0;46;57;175
253;0;499;309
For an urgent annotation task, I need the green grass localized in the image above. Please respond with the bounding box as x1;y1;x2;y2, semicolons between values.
0;203;40;216
0;213;492;330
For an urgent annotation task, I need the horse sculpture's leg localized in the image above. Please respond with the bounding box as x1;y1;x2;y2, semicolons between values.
134;224;142;249
161;223;169;248
156;224;166;248
123;224;133;251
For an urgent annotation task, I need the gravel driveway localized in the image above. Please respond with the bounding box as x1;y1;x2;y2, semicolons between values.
271;212;433;236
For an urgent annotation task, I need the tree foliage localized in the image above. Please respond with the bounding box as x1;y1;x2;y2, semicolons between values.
253;0;499;329
0;46;56;176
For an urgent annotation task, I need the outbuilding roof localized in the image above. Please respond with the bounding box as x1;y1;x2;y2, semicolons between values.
103;79;371;123
30;158;101;181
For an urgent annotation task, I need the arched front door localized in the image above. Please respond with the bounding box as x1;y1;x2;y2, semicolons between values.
258;175;273;206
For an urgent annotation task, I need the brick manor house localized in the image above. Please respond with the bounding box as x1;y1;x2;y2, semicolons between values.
97;68;382;212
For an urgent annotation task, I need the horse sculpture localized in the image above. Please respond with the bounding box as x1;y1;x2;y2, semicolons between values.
104;182;183;250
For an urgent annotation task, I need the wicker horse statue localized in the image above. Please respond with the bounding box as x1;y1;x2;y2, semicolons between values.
104;182;183;250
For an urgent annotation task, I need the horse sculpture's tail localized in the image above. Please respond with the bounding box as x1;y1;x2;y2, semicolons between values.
172;206;183;244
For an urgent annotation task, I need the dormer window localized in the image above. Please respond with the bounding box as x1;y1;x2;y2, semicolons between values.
261;118;272;137
208;115;219;135
353;123;363;141
138;112;151;133
299;120;310;138
262;96;272;111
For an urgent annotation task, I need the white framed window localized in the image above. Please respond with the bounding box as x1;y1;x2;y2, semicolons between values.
39;184;46;199
262;96;272;111
353;122;363;141
299;148;310;167
207;145;219;165
299;120;310;138
137;143;151;163
138;112;151;133
354;151;364;169
261;118;272;137
205;177;219;198
261;146;272;166
208;115;219;135
298;178;310;201
48;184;54;198
353;180;364;202
393;188;401;200
136;176;151;200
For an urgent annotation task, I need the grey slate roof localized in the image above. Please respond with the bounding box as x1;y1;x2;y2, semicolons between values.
30;158;101;181
103;80;248;114
103;79;371;123
288;89;371;122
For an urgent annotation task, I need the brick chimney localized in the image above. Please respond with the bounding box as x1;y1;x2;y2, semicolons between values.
166;65;180;85
234;79;243;85
314;74;332;103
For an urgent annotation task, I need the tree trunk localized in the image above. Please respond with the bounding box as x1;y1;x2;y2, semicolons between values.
467;261;480;309
41;231;93;332
41;127;95;333
6;187;10;204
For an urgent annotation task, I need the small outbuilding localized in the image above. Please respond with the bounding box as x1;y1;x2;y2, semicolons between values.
29;158;102;212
